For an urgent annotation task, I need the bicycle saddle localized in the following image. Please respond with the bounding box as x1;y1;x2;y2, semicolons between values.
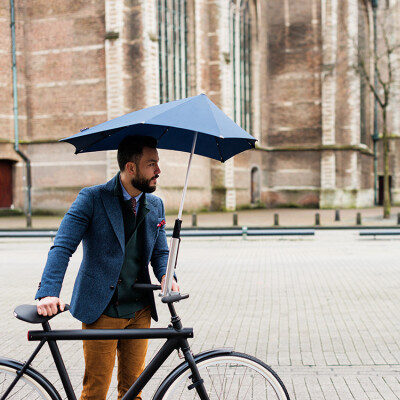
14;304;71;324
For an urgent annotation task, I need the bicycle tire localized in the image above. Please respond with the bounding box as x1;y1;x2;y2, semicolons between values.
0;358;61;400
154;351;290;399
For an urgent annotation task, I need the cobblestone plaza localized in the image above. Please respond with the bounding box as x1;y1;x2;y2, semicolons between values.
0;231;399;399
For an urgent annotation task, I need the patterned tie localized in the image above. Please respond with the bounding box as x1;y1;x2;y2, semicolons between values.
130;197;137;217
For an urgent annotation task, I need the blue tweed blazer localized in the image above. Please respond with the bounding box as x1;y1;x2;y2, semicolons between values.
35;175;169;324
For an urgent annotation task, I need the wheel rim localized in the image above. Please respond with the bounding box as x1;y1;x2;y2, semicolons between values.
162;355;287;399
0;366;52;399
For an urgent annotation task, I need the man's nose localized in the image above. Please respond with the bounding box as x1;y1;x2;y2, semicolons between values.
156;165;161;174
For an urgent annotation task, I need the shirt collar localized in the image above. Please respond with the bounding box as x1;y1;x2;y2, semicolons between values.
119;175;143;203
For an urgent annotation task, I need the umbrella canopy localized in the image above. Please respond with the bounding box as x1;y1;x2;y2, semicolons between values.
61;94;256;162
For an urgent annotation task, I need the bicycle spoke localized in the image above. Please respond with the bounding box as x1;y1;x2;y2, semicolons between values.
158;353;289;399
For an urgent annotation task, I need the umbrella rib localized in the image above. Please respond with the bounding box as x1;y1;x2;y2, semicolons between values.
215;138;224;163
75;131;113;154
157;126;170;142
247;139;255;148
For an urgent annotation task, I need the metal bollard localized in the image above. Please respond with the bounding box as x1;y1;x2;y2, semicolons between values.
315;213;320;226
192;213;197;227
233;212;238;226
274;213;279;226
335;209;340;221
398;213;400;225
356;212;362;225
242;226;248;240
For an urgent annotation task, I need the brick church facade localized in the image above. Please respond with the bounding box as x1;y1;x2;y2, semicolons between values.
1;0;400;213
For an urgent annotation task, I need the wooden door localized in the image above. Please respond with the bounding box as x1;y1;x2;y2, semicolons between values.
378;175;392;206
0;160;13;208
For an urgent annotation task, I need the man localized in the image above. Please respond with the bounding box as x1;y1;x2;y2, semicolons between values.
36;135;178;400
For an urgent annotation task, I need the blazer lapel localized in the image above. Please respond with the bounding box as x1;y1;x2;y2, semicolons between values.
142;196;158;264
100;178;124;252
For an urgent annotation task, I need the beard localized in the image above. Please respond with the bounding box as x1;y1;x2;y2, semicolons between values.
131;174;159;193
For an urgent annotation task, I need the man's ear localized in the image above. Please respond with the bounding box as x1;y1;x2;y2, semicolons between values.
126;161;137;176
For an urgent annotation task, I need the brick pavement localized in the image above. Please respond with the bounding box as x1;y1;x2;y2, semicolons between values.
0;232;399;399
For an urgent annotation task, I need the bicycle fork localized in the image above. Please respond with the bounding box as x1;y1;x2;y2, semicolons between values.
180;340;210;400
167;302;210;400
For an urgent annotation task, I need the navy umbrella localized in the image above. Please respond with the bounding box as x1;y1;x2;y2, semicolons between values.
61;93;256;162
61;94;256;296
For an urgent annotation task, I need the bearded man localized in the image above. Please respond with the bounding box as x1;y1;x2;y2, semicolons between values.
36;135;178;400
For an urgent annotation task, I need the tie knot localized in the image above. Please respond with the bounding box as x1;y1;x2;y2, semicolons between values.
130;197;137;216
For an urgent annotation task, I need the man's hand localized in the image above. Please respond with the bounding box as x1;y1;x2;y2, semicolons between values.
37;297;65;317
161;275;180;293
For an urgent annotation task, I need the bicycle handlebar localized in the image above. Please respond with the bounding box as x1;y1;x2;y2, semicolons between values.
161;293;189;304
132;283;189;303
132;283;162;291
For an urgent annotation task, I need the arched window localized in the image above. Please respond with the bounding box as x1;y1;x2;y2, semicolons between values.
251;166;260;204
230;0;252;133
157;0;188;103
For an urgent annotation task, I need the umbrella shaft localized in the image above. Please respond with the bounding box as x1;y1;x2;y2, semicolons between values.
178;131;198;220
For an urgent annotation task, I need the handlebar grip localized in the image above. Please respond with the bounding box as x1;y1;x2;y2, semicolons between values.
132;283;162;291
161;293;189;304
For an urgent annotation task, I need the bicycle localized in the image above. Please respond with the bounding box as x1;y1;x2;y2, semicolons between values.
0;284;290;399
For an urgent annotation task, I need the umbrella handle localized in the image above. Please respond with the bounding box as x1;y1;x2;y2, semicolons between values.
161;219;182;297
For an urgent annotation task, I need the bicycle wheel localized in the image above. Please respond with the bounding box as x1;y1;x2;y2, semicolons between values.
0;358;61;400
155;351;290;399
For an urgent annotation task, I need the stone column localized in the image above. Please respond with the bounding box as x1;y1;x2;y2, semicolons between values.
220;0;236;210
142;1;159;107
346;0;360;147
345;0;362;206
320;0;338;207
105;0;124;179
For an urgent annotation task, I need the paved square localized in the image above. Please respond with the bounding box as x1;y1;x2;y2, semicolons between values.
0;231;399;399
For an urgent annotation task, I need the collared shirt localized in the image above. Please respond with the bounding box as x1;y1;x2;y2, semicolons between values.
119;175;143;215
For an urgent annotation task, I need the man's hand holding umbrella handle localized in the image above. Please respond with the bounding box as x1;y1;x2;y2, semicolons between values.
37;296;65;317
161;275;180;293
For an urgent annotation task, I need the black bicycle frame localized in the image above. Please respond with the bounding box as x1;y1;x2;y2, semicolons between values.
27;325;194;400
26;299;211;400
10;292;211;400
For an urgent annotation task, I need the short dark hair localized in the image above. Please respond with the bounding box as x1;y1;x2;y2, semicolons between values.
117;135;157;171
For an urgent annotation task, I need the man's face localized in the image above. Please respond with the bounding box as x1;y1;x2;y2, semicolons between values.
131;147;161;193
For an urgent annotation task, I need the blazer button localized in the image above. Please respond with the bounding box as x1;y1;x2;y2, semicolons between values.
110;285;115;289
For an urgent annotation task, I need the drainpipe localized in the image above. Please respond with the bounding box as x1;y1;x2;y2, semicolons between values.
371;0;379;205
10;0;32;227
